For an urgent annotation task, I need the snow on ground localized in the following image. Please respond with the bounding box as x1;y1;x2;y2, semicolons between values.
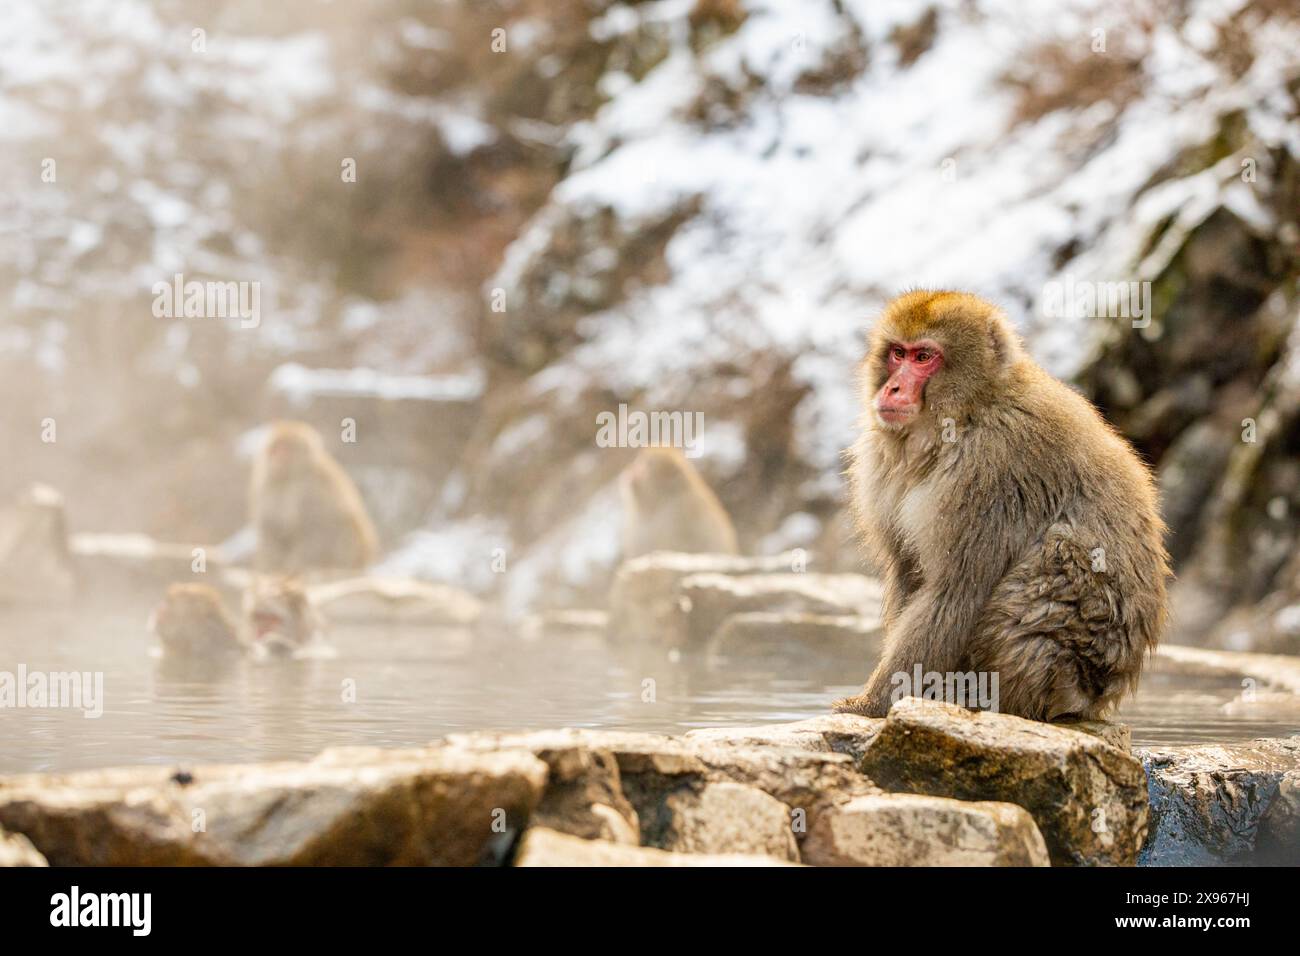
375;516;514;594
269;363;486;405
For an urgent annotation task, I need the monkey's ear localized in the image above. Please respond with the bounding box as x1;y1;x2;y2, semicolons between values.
988;314;1022;372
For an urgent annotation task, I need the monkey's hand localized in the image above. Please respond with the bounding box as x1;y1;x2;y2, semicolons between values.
832;576;987;718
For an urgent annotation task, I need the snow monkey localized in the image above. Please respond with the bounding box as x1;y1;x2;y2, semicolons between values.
243;577;325;658
619;447;740;560
150;584;245;658
250;421;379;574
833;291;1170;721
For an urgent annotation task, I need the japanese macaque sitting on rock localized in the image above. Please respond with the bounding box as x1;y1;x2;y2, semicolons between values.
833;291;1170;722
619;447;739;560
250;421;379;574
243;577;326;658
149;584;246;659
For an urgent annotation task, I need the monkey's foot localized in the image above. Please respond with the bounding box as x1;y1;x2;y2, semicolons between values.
831;694;885;718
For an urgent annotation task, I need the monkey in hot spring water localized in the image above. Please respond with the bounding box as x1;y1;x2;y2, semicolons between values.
834;291;1170;722
150;579;324;660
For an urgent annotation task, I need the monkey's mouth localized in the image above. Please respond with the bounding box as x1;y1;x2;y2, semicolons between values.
251;612;285;640
876;405;917;426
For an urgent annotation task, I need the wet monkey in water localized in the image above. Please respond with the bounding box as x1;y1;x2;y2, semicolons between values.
149;583;245;658
834;291;1170;721
243;576;325;657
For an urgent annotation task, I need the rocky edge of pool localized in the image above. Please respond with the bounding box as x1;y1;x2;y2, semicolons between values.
1;693;1297;867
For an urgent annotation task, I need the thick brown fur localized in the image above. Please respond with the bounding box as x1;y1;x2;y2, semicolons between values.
619;447;739;559
833;291;1170;721
150;583;245;658
250;421;379;574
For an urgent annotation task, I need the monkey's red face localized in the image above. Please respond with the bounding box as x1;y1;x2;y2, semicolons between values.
875;339;943;427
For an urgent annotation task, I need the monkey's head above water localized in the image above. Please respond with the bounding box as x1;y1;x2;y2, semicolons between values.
243;576;323;656
149;583;242;657
863;290;1025;431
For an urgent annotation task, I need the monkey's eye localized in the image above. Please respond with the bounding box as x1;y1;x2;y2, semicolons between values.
915;350;932;363
891;346;906;361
